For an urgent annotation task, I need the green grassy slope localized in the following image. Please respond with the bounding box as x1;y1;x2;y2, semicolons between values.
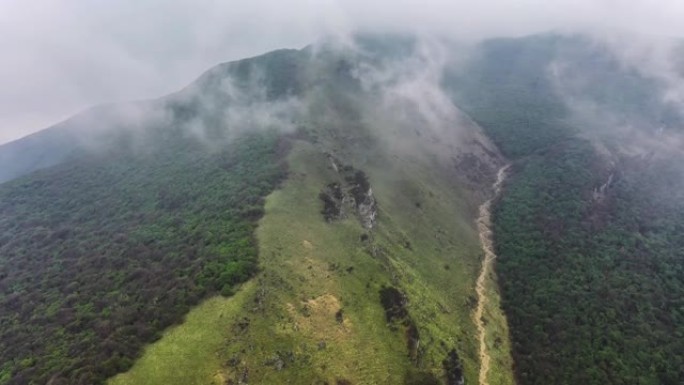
111;129;515;384
107;282;259;385
107;32;522;382
109;35;519;385
0;35;520;385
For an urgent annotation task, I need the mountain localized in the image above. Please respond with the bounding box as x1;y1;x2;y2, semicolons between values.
1;32;684;385
448;33;684;385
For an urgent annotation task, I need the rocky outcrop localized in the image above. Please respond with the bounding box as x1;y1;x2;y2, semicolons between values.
592;172;614;202
319;154;378;230
379;286;422;364
443;349;465;385
347;170;377;230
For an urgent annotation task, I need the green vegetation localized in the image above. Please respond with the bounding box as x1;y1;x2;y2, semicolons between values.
109;281;259;385
0;131;286;385
495;149;684;384
449;34;684;385
1;35;521;385
1;32;680;385
108;36;519;385
445;35;573;158
108;96;516;384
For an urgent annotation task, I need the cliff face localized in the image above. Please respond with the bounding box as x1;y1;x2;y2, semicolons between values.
320;156;377;230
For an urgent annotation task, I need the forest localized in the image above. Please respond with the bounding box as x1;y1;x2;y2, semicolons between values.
1;32;683;385
0;130;287;384
494;143;684;384
449;34;684;384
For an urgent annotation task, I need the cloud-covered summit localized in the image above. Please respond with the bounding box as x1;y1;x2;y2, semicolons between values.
2;0;684;144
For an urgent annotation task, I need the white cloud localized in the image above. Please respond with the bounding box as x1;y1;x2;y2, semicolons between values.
1;0;683;144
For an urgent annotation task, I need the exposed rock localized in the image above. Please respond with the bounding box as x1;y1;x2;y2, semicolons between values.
264;351;295;371
356;186;377;230
232;317;251;334
379;287;409;323
327;153;340;173
226;355;240;367
405;320;421;363
443;349;465;385
318;156;378;229
345;169;377;229
592;172;614;202
379;286;423;363
320;183;345;222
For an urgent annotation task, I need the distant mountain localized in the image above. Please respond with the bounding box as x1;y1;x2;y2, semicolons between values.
0;48;307;184
0;114;87;184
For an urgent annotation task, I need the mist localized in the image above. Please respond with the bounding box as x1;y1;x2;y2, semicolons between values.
2;0;684;144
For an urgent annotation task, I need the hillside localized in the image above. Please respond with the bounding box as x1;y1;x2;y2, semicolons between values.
1;32;684;385
0;48;306;384
109;36;516;385
447;34;684;384
0;36;515;385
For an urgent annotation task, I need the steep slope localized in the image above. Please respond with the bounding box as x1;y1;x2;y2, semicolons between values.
0;131;287;385
0;48;307;384
447;33;684;384
110;37;516;385
0;47;306;185
7;30;684;385
0;125;77;184
14;31;684;385
1;37;516;385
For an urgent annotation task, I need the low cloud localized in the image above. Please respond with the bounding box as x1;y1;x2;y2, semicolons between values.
1;0;684;144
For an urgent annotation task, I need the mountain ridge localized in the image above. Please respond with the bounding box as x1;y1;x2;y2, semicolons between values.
1;31;684;385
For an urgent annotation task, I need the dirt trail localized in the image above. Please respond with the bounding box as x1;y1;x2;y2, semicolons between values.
474;164;509;385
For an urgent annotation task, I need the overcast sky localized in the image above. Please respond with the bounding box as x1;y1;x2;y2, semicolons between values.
1;0;683;144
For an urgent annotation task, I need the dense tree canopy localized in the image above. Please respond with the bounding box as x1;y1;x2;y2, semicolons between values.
449;34;684;385
0;131;287;384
